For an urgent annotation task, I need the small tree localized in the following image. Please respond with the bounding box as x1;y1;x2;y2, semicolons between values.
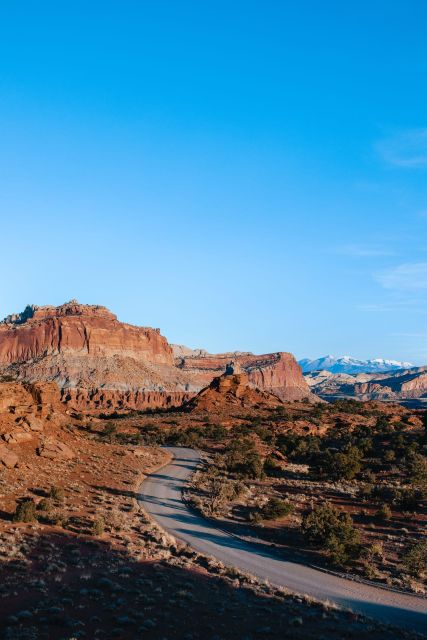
310;447;361;481
402;541;427;578
406;453;427;496
302;503;360;565
204;471;242;516
224;438;263;479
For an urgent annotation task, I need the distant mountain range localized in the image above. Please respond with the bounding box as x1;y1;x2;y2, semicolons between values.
298;355;413;375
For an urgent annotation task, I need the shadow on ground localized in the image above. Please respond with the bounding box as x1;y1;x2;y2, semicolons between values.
0;526;418;640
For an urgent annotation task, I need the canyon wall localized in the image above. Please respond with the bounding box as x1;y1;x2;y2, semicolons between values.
0;301;173;365
176;351;314;402
0;301;314;410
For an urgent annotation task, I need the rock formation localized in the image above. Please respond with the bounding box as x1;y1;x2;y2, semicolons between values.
0;301;314;410
305;366;427;402
0;380;68;467
175;351;315;402
184;363;284;413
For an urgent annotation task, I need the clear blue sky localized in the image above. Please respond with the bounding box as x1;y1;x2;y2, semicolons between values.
1;2;427;363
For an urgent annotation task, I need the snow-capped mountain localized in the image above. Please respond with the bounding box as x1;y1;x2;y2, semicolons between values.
298;355;414;374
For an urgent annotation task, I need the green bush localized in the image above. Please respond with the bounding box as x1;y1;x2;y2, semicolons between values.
13;498;37;523
92;516;105;536
376;503;392;521
261;497;293;520
302;503;360;565
49;486;65;502
398;488;421;511
402;541;427;578
101;423;117;443
310;446;361;481
406;453;427;495
224;438;264;479
37;497;54;512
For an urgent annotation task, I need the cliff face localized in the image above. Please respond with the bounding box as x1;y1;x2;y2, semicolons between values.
184;366;284;413
0;301;173;365
176;351;314;402
0;302;314;410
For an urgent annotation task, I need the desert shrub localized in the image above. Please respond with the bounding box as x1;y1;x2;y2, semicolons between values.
369;484;398;504
376;503;392;521
224;438;264;479
233;423;252;437
276;433;320;462
252;424;275;444
101;423;117;443
261;497;293;520
203;423;228;440
406;453;427;495
13;498;37;523
236;452;263;479
99;411;125;420
383;449;396;463
274;405;292;419
203;472;242;516
402;541;427;578
375;414;392;431
37;497;54;512
302;503;360;565
92;516;105;536
115;431;143;445
249;510;263;524
398;488;421;511
310;446;361;481
263;456;283;477
49;485;65;502
359;482;373;500
104;507;122;531
140;423;166;445
330;399;364;414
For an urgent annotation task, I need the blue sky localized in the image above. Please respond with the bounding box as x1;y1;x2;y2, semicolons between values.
1;2;427;363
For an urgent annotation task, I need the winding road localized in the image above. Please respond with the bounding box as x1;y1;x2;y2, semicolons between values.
139;446;427;634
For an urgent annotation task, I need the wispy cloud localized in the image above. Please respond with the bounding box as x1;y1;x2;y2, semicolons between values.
376;128;427;168
334;244;394;257
375;262;427;290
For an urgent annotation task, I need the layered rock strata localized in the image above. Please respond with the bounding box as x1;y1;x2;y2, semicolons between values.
0;301;314;410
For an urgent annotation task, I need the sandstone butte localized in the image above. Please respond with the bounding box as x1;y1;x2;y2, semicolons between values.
0;300;315;411
183;362;284;413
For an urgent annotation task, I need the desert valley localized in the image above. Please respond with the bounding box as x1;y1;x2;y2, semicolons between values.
0;301;425;639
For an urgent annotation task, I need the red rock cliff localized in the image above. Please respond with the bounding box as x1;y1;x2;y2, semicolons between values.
0;301;173;365
175;351;314;402
0;301;315;410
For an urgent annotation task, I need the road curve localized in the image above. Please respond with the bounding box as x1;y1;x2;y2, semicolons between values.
138;446;427;634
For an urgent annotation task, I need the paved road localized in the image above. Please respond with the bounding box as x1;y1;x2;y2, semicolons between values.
139;446;427;634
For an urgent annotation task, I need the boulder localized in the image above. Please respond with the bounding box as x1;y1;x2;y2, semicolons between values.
23;415;44;432
3;429;33;444
37;437;75;460
0;444;19;468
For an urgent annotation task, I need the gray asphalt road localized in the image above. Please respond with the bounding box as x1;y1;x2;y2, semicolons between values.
138;446;427;634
